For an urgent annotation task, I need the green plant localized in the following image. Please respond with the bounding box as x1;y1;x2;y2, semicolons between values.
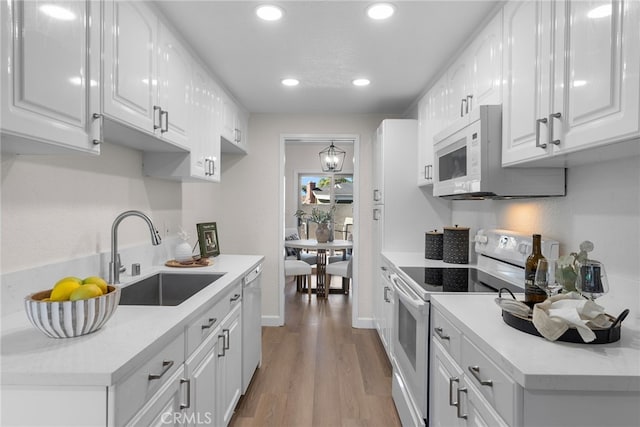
295;205;335;224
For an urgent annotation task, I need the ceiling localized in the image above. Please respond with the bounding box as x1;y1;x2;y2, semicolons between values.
154;1;501;115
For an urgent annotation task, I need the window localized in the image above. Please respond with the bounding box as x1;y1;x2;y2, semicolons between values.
299;174;353;205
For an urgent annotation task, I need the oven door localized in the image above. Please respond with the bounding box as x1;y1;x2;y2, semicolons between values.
390;273;429;425
433;119;482;197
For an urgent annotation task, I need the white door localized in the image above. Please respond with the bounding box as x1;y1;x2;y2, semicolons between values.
186;334;219;427
447;58;472;121
103;0;158;134
469;10;503;109
431;340;464;427
372;124;384;203
417;94;434;185
221;95;237;143
157;22;191;148
1;0;100;154
501;0;554;165
552;0;640;154
217;307;242;426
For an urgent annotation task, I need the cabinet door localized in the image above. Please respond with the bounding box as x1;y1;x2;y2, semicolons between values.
447;57;472;121
463;381;509;427
417;94;433;186
552;0;640;154
221;95;236;143
185;333;220;427
431;340;464;427
191;63;219;181
217;307;242;426
103;0;158;134
157;22;191;149
126;366;189;427
469;10;503;109
372;125;384;203
1;0;100;154
501;0;555;165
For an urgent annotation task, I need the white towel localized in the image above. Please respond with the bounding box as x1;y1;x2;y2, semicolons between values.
532;292;610;342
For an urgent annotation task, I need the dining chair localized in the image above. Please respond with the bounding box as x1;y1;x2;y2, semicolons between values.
325;257;353;295
284;260;313;301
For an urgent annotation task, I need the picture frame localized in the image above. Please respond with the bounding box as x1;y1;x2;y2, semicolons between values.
196;222;220;258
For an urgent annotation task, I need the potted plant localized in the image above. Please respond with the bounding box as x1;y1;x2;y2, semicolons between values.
295;206;335;243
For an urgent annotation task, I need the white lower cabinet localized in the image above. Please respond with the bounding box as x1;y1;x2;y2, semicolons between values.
216;304;242;426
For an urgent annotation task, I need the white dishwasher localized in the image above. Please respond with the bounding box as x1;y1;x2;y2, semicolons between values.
241;263;262;393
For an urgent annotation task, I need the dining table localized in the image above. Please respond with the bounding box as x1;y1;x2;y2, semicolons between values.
284;239;353;298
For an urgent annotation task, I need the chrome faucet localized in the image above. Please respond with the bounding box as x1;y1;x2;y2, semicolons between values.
109;210;162;284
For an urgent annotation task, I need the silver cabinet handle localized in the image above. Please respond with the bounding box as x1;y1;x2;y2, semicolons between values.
373;189;381;201
373;208;381;221
535;117;548;149
218;334;226;357
92;113;103;120
549;112;562;145
153;105;162;130
230;293;241;303
179;378;191;409
456;387;468;419
383;286;390;303
460;98;467;117
468;365;493;387
449;377;460;406
201;317;217;330
466;95;473;114
210;158;215;176
434;327;450;340
223;328;230;351
161;110;169;133
148;360;174;380
92;139;101;145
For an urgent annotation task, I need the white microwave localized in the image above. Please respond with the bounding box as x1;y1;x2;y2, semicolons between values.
433;105;565;199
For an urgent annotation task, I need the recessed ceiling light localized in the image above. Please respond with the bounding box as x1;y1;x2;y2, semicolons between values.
366;3;395;20
352;78;371;87
587;4;611;19
256;5;284;21
281;78;299;87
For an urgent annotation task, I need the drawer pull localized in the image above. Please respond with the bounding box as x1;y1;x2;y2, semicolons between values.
148;360;174;380
218;334;226;357
223;328;230;350
180;378;191;409
434;327;450;340
468;365;493;387
201;317;218;330
230;293;241;302
456;387;468;419
448;377;460;406
536;117;548;149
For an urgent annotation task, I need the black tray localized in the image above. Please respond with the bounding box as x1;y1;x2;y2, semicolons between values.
498;288;629;344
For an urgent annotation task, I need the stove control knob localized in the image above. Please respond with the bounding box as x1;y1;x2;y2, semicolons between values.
475;234;488;244
518;243;530;255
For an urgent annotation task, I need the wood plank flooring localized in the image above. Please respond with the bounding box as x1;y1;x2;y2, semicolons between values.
230;277;402;427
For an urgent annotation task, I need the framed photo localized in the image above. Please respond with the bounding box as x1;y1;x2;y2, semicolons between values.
196;222;220;257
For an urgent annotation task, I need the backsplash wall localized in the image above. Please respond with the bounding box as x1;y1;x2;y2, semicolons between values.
451;155;640;284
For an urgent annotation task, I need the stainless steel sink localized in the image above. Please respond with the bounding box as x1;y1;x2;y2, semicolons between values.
119;273;225;306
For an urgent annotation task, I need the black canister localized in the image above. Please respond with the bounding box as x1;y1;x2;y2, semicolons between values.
443;225;470;264
425;230;443;259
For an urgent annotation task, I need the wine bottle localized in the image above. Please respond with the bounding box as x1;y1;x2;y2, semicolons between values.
525;234;547;305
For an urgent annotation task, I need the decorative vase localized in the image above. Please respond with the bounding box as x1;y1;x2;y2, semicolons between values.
175;241;193;262
315;223;330;243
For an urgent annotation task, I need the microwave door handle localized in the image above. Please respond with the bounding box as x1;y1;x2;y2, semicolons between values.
536;117;548;149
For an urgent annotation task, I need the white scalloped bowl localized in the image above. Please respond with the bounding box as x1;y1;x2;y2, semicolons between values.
24;285;121;338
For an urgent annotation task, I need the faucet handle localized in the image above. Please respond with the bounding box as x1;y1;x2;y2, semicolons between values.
117;254;126;273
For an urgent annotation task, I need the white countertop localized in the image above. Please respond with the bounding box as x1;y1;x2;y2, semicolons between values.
1;254;263;387
431;294;640;392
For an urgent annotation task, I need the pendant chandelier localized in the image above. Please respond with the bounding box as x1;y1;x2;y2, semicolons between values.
318;141;346;172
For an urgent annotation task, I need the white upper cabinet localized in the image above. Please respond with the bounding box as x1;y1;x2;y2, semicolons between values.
103;0;191;152
103;0;157;137
157;21;191;148
1;0;101;154
221;94;248;154
417;94;433;186
502;0;640;166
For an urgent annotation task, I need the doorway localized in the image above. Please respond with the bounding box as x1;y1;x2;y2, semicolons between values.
278;134;360;327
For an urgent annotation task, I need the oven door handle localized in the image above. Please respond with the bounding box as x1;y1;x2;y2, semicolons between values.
391;275;426;313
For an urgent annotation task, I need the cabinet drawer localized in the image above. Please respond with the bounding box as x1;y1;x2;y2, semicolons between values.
432;307;462;364
114;331;185;426
186;281;242;355
461;336;519;425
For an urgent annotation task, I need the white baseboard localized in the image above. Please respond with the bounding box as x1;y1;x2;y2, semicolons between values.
261;315;283;327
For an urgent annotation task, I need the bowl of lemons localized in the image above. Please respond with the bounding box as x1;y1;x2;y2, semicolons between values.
24;276;120;338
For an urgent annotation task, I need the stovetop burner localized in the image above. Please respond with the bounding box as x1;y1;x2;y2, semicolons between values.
398;266;523;295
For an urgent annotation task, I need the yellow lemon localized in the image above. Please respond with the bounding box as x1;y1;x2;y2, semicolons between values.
69;284;103;301
50;280;82;301
83;276;108;294
55;276;83;287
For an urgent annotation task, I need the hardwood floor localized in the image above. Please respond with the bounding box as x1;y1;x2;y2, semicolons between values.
230;277;402;427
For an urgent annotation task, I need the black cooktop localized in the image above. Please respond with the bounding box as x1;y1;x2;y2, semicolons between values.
398;266;523;295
